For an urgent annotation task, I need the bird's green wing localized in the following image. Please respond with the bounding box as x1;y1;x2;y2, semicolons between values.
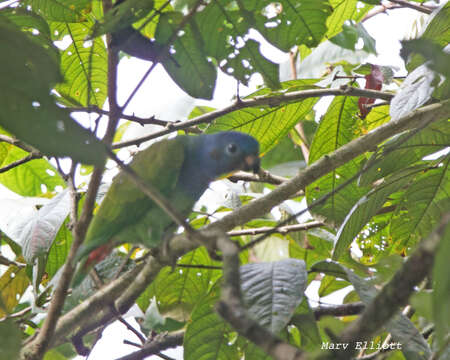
78;138;186;259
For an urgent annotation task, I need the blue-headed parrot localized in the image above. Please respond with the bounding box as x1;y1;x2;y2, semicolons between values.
72;132;260;286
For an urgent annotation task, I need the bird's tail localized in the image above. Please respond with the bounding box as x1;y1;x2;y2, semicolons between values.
71;243;114;288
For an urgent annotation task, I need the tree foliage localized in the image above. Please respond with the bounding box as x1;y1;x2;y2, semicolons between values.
0;0;449;359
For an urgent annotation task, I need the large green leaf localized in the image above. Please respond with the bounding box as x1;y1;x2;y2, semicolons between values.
249;0;332;51
52;19;108;108
407;2;450;71
360;118;450;186
290;298;322;351
240;259;307;334
156;12;216;100
306;95;369;224
325;0;373;39
0;319;21;359
193;0;280;89
184;291;238;360
0;265;29;317
23;0;92;22
330;21;376;54
0;16;106;164
206;80;318;155
389;156;450;253
0;144;65;196
333;166;423;260
137;247;221;320
45;217;73;279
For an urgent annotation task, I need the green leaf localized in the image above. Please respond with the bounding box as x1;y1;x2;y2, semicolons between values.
23;0;92;22
330;21;376;54
184;292;238;360
406;2;450;71
156;12;216;100
193;1;280;88
0;265;29;317
321;261;431;359
251;0;332;51
318;275;350;297
326;0;373;39
240;259;307;334
141;297;185;333
45;217;73;279
0;16;107;165
389;156;450;253
52;20;108;108
433;219;450;346
0;144;65;196
91;0;155;37
291;298;321;351
0;319;21;359
360;118;450;186
333;167;421;260
207;80;318;155
306;95;369;224
137;247;222;320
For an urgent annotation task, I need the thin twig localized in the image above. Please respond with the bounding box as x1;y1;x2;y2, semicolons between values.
388;0;433;14
116;333;184;360
113;86;395;149
117;316;146;344
228;221;323;237
68;106;176;127
228;170;288;185
0;152;42;174
176;263;222;270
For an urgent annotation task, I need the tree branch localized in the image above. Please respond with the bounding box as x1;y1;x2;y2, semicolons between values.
388;0;433;14
332;213;450;359
113;86;395;149
312;302;365;320
0;152;42;174
228;221;323;237
20;9;122;358
42;100;448;350
228;169;289;185
68;106;176;127
115;333;184;360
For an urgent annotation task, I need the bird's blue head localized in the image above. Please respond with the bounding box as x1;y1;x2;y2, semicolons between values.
180;132;260;197
202;131;260;177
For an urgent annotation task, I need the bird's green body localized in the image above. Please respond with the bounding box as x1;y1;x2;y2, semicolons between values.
72;132;259;286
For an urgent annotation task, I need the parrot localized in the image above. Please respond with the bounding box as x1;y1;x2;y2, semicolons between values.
71;132;260;287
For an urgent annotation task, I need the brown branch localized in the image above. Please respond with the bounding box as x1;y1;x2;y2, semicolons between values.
41;100;448;350
333;213;450;359
0;254;26;268
388;0;433;14
312;302;365;320
228;221;323;237
115;333;184;360
20;11;122;359
0;152;42;174
215;230;307;360
68;106;176;127
113;86;395;149
228;169;288;185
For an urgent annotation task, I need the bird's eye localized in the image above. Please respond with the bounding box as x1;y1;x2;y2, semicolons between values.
226;143;238;155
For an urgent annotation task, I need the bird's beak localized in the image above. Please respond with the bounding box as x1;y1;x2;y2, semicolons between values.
243;155;260;174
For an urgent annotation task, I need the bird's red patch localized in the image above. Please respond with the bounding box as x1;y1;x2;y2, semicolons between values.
85;244;113;268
